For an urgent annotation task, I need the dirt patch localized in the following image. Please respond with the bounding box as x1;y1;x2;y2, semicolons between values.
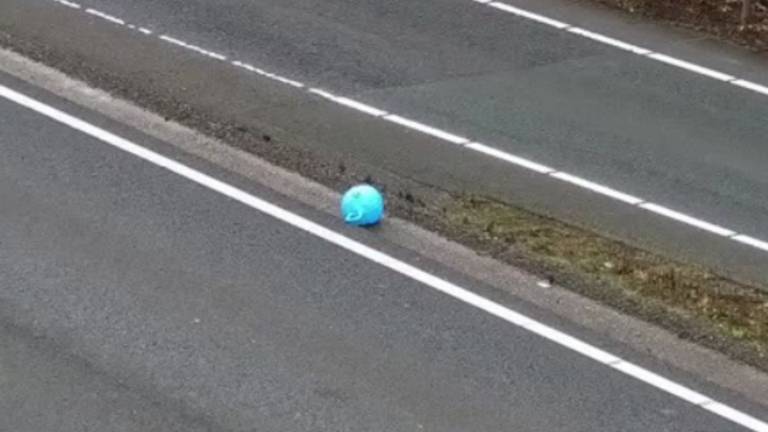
590;0;768;51
438;196;768;368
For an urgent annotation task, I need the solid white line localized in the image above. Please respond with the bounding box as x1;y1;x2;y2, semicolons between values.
639;203;736;237
2;83;765;432
703;402;768;432
466;142;554;174
550;172;644;205
85;8;125;25
384;115;469;144
732;79;768;96
732;235;768;252
488;2;570;29
567;27;651;55
648;53;735;82
610;361;712;405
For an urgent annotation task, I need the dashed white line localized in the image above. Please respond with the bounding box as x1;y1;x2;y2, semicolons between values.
53;0;81;9
1;82;765;432
43;0;768;259
384;115;469;144
232;61;304;88
159;35;227;61
639;203;736;237
466;142;554;174
567;27;651;55
85;8;125;25
308;88;388;116
550;172;645;205
476;1;768;101
488;2;570;29
647;53;736;82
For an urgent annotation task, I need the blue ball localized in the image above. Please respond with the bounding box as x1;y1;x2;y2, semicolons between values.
341;184;384;226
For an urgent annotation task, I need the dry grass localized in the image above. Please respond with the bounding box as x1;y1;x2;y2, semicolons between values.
443;196;768;363
591;0;768;50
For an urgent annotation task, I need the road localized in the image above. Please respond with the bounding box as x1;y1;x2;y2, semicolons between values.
0;73;766;430
1;0;767;284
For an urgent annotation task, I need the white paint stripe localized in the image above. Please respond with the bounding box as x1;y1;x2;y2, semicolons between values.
307;87;338;99
85;8;125;25
384;115;469;144
475;1;768;100
138;27;153;35
53;0;81;9
333;97;388;117
567;27;651;55
610;361;712;405
466;142;554;174
732;79;768;96
489;2;570;29
703;402;768;432
232;61;304;88
639;203;736;237
551;172;644;205
733;235;768;252
40;1;768;258
648;53;735;82
159;35;227;61
308;88;387;116
2;83;765;432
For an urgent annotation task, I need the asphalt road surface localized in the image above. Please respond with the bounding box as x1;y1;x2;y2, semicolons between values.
2;0;767;284
0;74;765;430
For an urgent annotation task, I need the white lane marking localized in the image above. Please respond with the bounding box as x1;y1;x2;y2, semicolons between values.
138;27;153;35
488;2;570;29
40;0;768;256
1;83;765;432
232;61;304;88
639;203;736;237
307;88;388;117
85;8;125;25
384;115;469;144
704;402;768;432
610;361;711;405
466;142;554;174
732;80;768;96
733;235;768;252
476;1;768;99
567;27;651;55
53;0;81;9
648;53;735;82
159;35;227;61
550;172;644;205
